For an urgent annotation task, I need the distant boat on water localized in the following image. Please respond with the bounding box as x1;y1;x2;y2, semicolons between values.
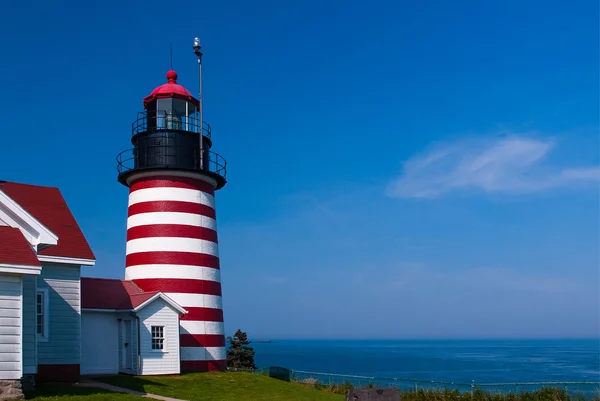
253;339;274;343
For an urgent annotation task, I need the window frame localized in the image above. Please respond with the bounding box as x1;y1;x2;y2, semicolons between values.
150;325;166;352
36;288;49;342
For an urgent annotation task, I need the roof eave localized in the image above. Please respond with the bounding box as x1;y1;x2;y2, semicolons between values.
81;308;133;313
0;262;42;276
38;255;96;266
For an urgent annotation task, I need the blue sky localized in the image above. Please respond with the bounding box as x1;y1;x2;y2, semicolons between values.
0;0;598;339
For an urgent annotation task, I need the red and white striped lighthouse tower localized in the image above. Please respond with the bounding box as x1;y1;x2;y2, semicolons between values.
116;39;228;372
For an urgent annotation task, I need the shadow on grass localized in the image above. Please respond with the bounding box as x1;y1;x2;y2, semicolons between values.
94;374;168;393
25;383;125;399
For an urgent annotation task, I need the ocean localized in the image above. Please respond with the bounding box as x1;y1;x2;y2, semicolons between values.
251;339;600;385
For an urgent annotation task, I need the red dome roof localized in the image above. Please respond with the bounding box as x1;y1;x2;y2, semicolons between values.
143;70;199;108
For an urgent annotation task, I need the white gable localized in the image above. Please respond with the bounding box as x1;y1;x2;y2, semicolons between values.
0;190;58;252
134;293;187;315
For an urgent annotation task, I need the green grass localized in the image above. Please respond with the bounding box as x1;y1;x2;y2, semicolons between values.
25;383;142;400
25;376;599;401
98;372;344;401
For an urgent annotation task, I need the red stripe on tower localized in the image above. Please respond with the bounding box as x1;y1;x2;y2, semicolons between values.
181;360;227;372
124;175;226;372
127;225;219;242
134;278;222;296
180;334;226;347
183;307;224;322
130;175;216;194
128;201;217;219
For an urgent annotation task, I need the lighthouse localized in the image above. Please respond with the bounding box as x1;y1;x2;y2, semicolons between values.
116;39;228;372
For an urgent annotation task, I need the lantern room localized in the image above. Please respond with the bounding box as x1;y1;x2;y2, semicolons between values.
116;69;227;189
142;70;201;133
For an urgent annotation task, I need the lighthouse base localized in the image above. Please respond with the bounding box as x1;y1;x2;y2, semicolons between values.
181;360;227;372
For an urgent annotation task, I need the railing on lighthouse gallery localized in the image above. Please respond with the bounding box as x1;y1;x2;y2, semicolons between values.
116;108;227;187
116;146;227;179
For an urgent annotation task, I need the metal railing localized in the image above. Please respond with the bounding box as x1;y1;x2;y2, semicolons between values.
226;366;600;399
288;370;600;399
131;110;212;139
116;146;227;180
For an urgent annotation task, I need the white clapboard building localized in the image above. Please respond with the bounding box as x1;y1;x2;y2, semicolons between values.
0;180;189;391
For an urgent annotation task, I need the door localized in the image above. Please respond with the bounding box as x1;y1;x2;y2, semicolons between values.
120;320;133;371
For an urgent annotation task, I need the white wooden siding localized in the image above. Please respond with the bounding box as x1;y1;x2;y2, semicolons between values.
22;275;36;374
36;264;81;365
137;299;180;375
0;275;22;380
81;312;119;375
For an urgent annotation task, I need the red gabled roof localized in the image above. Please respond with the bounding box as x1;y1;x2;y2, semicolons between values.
0;227;41;267
81;277;158;310
0;181;95;261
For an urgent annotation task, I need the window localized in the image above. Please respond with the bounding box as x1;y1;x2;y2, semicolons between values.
36;289;49;342
151;326;164;350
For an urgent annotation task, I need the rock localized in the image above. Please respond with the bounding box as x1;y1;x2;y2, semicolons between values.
0;380;24;400
345;387;401;401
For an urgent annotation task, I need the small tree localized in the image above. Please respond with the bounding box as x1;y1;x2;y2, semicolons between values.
226;329;257;370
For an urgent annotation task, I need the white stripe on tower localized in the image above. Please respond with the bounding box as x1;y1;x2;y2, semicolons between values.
125;175;226;372
126;237;219;255
128;187;216;208
125;265;221;282
164;293;222;309
128;213;217;230
180;321;224;335
181;347;226;361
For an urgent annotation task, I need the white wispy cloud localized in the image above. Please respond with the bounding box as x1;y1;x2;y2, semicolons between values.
386;134;600;198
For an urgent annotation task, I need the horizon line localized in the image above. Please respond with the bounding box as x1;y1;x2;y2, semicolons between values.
245;337;600;341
